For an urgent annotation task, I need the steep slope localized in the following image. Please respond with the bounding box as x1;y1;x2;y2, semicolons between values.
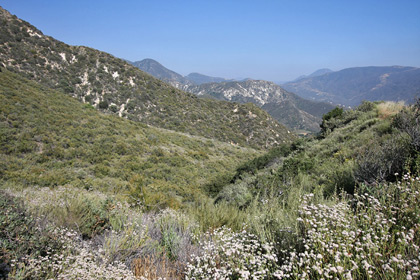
0;69;262;208
283;66;420;107
0;7;293;148
188;80;335;132
129;58;193;89
214;100;420;207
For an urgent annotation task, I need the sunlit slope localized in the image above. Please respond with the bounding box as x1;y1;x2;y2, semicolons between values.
0;70;261;208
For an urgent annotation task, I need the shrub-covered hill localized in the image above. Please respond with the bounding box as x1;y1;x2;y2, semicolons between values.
211;100;420;208
0;69;262;209
0;7;294;149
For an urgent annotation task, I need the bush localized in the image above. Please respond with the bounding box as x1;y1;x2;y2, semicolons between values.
233;144;292;180
320;107;344;134
98;100;109;109
185;227;279;279
276;176;420;279
0;191;65;278
216;181;252;208
355;135;409;184
393;99;420;152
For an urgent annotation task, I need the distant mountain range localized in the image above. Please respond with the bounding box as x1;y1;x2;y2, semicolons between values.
130;59;335;133
0;7;294;148
128;59;234;89
282;66;420;107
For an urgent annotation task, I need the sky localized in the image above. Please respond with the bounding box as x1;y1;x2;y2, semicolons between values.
1;0;420;82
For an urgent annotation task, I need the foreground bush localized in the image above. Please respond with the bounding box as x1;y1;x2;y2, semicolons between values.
8;228;137;279
185;227;278;279
276;174;420;279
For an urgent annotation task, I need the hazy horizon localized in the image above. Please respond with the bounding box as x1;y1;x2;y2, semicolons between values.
2;0;419;82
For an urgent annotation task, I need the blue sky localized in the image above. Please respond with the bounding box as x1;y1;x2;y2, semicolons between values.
2;0;420;81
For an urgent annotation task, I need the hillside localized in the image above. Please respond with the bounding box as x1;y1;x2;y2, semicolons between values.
0;7;293;149
0;69;260;209
217;101;419;201
282;66;420;107
188;80;336;132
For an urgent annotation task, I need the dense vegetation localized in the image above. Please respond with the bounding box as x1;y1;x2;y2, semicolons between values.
0;69;260;210
0;7;293;149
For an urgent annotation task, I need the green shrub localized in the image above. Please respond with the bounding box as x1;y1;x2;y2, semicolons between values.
0;191;65;278
98;100;109;109
320;107;344;134
355;135;409;183
216;182;252;208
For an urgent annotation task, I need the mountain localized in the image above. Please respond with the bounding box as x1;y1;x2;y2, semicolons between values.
282;66;420;107
186;72;231;85
289;68;334;83
187;80;336;132
129;59;233;87
129;58;193;89
0;7;294;149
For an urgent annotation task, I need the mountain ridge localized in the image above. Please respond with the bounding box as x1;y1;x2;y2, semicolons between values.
282;66;420;107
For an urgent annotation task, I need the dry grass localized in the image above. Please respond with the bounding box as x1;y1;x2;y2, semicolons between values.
377;101;404;119
133;255;184;279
